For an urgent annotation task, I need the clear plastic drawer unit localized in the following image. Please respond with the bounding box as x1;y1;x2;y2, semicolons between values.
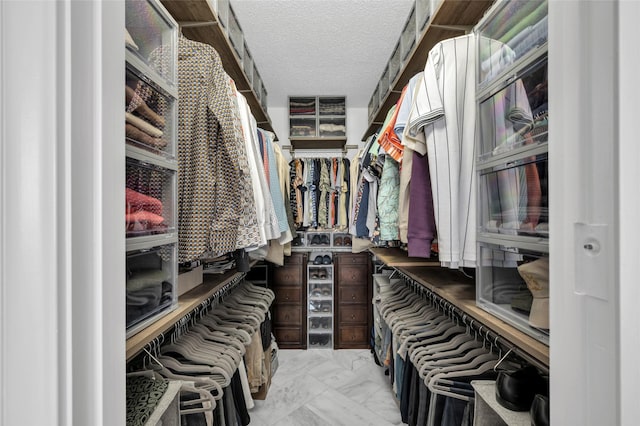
126;242;178;335
476;0;548;90
476;242;549;343
477;57;548;163
478;153;548;238
125;0;178;84
125;65;177;159
126;157;176;237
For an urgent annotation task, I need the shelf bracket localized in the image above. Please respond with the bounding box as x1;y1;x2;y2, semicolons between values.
178;20;218;29
430;24;473;33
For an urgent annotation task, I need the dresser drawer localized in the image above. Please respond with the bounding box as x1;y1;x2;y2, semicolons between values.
337;253;369;265
338;285;368;304
274;287;302;304
338;265;368;284
337;326;369;346
339;305;369;324
272;265;304;286
273;305;302;325
285;252;306;265
274;327;304;345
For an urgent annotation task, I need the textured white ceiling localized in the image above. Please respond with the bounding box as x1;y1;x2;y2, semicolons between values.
230;0;414;108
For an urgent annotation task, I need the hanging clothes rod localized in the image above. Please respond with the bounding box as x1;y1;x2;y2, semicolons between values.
392;266;549;373
139;271;247;356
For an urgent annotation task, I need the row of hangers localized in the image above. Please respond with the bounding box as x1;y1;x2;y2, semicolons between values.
128;276;274;426
376;271;524;426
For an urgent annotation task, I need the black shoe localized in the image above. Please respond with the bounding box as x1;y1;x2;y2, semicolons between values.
322;255;331;265
320;235;330;245
311;235;321;245
530;394;549;426
495;366;545;411
313;255;323;265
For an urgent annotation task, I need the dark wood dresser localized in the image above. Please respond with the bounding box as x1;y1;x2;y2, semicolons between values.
270;252;307;349
334;252;372;349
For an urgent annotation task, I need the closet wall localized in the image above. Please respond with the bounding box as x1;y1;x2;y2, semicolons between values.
0;1;126;425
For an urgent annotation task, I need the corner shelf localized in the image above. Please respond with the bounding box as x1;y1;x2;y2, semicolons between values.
362;0;494;140
159;0;277;138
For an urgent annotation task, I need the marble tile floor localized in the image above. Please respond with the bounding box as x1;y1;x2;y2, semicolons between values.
248;349;404;426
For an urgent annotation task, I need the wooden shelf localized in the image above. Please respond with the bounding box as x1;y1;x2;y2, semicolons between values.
371;247;549;367
289;137;347;150
125;262;255;362
159;0;277;139
400;266;549;367
370;247;440;267
362;0;494;140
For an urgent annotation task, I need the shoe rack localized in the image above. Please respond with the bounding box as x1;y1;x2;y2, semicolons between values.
307;252;334;348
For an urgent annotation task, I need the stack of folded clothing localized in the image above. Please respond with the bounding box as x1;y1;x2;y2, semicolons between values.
290;98;316;115
126;251;172;326
126;187;167;235
125;84;167;150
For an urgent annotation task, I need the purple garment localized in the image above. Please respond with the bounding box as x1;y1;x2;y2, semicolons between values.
407;151;436;257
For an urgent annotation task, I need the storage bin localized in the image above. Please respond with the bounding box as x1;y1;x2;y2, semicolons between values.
477;57;548;162
416;0;431;32
400;6;417;60
308;333;332;348
126;157;176;237
290;97;316;116
125;0;178;84
318;97;346;116
289;117;316;137
318;117;346;137
378;65;390;105
217;0;230;30
369;88;379;120
476;241;549;343
308;317;333;333
388;42;402;84
253;71;264;104
228;6;244;60
243;42;254;83
479;153;548;238
126;242;178;334
125;65;177;159
261;84;268;111
476;0;548;89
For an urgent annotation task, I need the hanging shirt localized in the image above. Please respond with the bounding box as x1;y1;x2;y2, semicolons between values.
236;93;269;249
263;130;292;243
406;34;478;268
407;151;437;258
175;35;241;262
228;80;263;251
397;145;414;244
395;72;423;140
378;155;400;241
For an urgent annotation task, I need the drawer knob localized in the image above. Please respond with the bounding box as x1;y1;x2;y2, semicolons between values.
285;296;289;300
352;295;356;300
351;315;356;320
351;274;357;280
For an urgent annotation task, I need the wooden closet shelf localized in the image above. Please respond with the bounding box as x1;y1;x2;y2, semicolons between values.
362;0;494;140
397;265;549;367
370;247;441;267
290;137;347;150
125;260;257;362
159;0;276;139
